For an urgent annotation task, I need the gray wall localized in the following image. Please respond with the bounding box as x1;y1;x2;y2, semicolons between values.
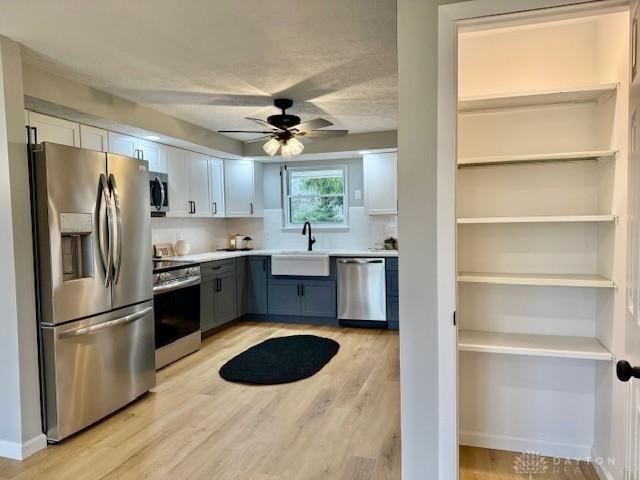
0;36;42;449
262;158;364;209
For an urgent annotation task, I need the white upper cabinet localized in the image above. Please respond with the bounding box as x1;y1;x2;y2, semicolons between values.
166;146;189;217
224;159;263;217
186;151;211;217
108;133;166;172
363;152;397;215
108;132;138;157
79;125;108;152
137;139;167;173
26;111;80;147
208;158;225;217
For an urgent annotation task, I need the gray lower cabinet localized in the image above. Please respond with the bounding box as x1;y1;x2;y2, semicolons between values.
247;256;269;314
236;257;247;317
268;280;301;315
386;258;399;330
200;278;217;332
268;279;336;318
300;281;336;318
216;272;237;325
200;259;238;333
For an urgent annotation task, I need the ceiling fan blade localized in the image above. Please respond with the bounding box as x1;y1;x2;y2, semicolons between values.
302;130;349;138
246;117;283;131
292;118;333;132
246;135;273;143
217;130;274;134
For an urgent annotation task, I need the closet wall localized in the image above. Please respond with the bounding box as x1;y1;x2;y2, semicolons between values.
457;11;629;461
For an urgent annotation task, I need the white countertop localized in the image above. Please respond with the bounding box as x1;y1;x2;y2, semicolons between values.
163;248;398;263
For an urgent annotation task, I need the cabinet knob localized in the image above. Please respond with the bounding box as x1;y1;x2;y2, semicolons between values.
617;360;640;382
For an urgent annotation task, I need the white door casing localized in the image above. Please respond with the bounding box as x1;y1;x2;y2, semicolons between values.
624;3;640;479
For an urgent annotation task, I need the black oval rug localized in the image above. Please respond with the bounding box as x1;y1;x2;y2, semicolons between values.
219;335;340;385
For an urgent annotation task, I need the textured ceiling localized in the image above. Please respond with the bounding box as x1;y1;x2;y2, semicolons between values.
0;0;397;141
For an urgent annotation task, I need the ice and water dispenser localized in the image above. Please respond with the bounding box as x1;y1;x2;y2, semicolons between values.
60;212;94;281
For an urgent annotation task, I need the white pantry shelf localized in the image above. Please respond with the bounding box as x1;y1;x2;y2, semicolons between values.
458;83;618;113
457;150;617;167
457;214;616;224
458;330;613;361
457;272;615;288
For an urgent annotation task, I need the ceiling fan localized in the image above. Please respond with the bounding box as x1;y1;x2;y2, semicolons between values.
218;98;348;159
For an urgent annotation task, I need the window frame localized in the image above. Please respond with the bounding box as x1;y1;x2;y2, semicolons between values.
281;164;349;230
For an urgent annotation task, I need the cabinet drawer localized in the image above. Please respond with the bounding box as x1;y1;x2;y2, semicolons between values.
201;259;236;280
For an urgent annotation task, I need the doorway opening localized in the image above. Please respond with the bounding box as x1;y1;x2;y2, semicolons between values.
453;4;630;478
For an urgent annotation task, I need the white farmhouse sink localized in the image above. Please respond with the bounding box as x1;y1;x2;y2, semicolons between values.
271;251;330;277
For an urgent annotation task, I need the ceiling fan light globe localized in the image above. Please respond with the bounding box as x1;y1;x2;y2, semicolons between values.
263;138;281;156
288;137;305;156
281;143;293;159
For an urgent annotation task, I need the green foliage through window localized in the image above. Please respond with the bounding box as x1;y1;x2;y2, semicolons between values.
286;167;347;225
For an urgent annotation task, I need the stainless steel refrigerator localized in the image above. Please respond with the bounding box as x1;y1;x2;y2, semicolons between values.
32;142;155;442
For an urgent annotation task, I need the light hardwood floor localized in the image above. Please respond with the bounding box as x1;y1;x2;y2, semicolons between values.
0;321;602;480
460;446;599;480
0;322;401;480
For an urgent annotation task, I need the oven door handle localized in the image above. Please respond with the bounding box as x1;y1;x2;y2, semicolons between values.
153;276;201;295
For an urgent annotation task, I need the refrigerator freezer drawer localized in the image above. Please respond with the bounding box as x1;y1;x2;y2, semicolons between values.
41;301;156;441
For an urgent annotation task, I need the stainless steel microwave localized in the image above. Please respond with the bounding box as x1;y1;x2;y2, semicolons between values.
149;172;169;217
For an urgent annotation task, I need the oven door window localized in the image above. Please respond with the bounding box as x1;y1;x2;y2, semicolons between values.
154;284;200;348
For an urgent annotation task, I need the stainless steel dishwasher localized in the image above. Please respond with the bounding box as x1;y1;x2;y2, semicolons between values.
337;258;387;323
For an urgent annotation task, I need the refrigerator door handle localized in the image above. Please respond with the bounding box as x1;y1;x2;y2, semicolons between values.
57;306;153;339
98;174;113;286
109;174;123;284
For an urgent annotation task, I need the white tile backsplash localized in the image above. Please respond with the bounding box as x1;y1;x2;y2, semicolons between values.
226;207;397;251
151;217;229;254
152;208;397;254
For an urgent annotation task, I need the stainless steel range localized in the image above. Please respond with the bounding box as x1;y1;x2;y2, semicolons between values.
153;260;201;369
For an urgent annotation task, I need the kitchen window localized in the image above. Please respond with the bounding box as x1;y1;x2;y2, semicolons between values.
283;165;348;228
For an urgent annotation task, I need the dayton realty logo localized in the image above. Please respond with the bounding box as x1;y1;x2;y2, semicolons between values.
513;452;549;478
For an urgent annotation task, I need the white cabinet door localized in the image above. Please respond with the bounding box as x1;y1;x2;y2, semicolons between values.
252;161;264;217
208;157;225;217
363;152;397;215
166;146;189;217
186;151;210;217
108;132;138;158
225;160;255;217
79;125;108;152
138;139;167;173
27;111;79;147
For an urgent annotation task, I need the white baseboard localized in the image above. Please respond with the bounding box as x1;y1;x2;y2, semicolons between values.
0;434;47;460
591;448;616;480
460;431;592;460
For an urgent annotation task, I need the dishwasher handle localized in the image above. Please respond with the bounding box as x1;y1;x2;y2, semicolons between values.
338;259;384;264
